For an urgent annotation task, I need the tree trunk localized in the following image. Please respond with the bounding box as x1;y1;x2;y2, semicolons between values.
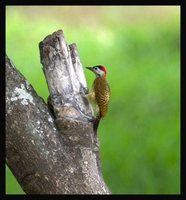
6;30;111;194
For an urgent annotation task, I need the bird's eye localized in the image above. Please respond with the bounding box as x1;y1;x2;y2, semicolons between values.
94;67;98;70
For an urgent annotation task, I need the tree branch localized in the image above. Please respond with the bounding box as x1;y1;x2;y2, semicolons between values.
6;30;111;194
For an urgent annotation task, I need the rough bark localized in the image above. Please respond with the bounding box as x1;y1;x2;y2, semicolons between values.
6;30;111;194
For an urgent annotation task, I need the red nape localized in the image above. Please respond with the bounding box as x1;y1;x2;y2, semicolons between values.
100;66;107;76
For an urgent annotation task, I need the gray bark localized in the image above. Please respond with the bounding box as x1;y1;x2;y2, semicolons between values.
6;30;111;194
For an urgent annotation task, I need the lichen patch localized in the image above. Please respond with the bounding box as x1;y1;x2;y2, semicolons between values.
10;84;35;105
48;117;53;122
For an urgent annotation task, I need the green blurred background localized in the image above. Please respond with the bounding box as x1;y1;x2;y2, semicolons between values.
6;6;180;194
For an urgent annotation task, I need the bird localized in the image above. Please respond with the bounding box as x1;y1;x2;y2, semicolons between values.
86;65;110;133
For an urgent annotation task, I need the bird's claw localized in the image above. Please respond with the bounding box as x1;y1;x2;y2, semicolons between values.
80;87;89;95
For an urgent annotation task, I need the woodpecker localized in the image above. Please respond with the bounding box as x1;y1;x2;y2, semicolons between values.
86;65;110;132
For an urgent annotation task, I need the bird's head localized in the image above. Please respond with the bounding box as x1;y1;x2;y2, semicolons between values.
86;65;107;78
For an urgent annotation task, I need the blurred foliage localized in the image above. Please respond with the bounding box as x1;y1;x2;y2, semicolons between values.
6;6;180;194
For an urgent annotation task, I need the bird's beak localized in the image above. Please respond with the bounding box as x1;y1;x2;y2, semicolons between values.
86;67;93;72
